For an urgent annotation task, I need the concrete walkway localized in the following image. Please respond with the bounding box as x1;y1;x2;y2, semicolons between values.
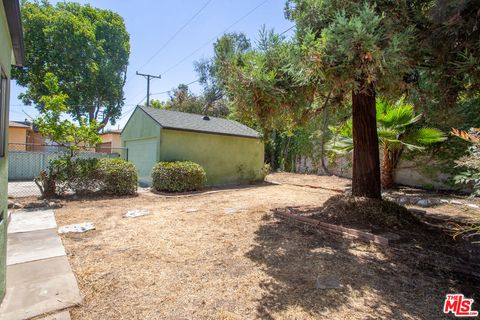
0;210;81;320
7;182;41;198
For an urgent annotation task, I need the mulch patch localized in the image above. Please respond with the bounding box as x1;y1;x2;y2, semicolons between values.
274;194;480;289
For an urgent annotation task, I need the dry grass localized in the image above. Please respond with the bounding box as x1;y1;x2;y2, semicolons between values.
51;173;477;320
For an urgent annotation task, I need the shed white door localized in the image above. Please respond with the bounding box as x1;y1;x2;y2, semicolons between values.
125;138;158;186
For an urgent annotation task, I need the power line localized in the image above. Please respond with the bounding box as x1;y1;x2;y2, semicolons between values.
151;79;200;96
117;94;147;121
160;0;269;76
9;109;26;114
279;25;295;36
137;94;148;106
137;0;213;72
118;106;137;120
10;104;139;108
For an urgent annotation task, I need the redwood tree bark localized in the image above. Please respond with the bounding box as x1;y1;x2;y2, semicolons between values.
351;82;382;199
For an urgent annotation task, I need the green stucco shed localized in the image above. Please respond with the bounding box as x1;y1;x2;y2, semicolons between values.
121;106;264;186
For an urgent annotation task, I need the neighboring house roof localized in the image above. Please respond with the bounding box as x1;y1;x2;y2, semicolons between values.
137;106;261;139
3;0;25;66
101;129;122;135
9;121;30;128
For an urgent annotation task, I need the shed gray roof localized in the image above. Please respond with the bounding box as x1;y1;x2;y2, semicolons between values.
138;106;261;139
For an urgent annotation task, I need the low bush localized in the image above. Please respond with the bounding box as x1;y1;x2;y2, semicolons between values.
36;157;138;197
49;158;100;195
97;158;138;195
261;163;271;180
151;161;207;192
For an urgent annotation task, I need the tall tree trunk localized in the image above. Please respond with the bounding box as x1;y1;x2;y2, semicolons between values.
319;106;331;175
270;129;276;170
351;82;381;199
283;136;292;172
381;144;395;189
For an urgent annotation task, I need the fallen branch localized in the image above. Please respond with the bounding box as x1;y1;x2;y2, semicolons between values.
274;211;390;246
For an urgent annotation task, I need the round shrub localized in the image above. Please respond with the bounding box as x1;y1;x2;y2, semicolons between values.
151;161;207;192
42;157;138;196
97;158;138;195
48;158;101;195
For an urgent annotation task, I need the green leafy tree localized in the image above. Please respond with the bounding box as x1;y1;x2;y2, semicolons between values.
420;1;480;111
451;128;480;196
450;128;480;243
194;32;251;105
217;28;329;169
14;1;130;127
198;28;341;171
148;99;166;110
329;98;446;189
286;1;417;198
148;84;229;117
35;73;101;156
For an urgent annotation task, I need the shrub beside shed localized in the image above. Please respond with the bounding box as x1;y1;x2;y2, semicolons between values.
121;106;264;186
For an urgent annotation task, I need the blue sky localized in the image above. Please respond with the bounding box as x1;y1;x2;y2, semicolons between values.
9;0;294;129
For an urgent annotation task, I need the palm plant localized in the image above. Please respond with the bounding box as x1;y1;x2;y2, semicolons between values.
329;97;447;189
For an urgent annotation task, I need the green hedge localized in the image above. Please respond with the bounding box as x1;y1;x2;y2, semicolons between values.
151;161;207;192
48;158;100;195
97;158;138;195
46;157;138;196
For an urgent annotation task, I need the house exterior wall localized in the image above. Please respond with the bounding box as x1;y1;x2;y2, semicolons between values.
8;126;26;150
160;129;265;186
100;133;122;149
0;0;13;302
27;131;45;149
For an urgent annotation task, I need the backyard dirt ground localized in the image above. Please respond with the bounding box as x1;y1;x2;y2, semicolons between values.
46;172;480;319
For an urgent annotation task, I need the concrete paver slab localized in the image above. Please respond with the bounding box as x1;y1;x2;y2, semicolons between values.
8;181;41;198
0;256;81;320
7;229;66;266
8;210;56;234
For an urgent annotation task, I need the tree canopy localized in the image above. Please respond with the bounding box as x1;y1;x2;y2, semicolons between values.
34;73;101;155
194;32;251;105
14;0;130;127
148;84;229;118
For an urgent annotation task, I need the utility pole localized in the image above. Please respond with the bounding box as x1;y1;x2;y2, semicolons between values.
136;71;161;107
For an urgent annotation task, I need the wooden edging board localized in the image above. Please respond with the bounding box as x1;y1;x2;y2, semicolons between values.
274;211;390;246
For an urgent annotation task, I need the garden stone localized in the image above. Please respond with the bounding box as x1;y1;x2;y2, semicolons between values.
398;197;421;205
58;222;95;234
125;210;149;218
316;276;342;290
417;198;441;207
466;204;479;209
48;201;62;208
440;199;450;204
450;200;463;205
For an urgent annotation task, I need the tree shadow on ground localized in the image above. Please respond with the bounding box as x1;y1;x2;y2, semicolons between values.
246;206;479;319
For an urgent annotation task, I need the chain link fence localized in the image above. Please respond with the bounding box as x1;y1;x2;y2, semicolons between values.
8;143;128;198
